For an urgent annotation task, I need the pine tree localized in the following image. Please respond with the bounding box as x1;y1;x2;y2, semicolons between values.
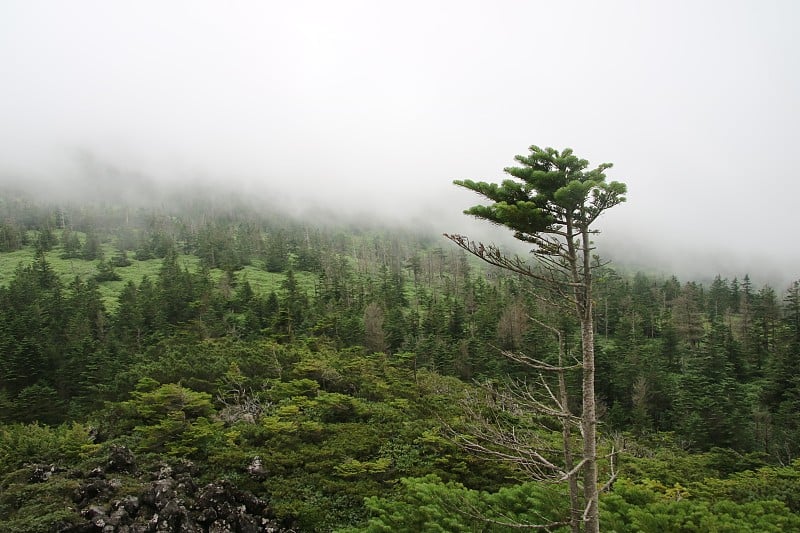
157;247;195;325
0;220;24;251
674;323;752;450
81;230;103;260
446;145;626;532
264;230;289;273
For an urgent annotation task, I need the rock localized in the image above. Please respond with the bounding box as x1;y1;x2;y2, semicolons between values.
158;499;196;532
59;455;280;533
193;480;269;531
156;464;172;480
141;477;178;511
237;513;261;533
115;495;141;516
108;505;130;527
209;519;234;533
171;458;197;477
81;505;106;519
247;456;267;480
105;496;140;528
73;478;117;506
107;445;137;474
28;463;57;483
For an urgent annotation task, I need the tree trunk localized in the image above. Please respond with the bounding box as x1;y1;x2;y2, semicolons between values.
560;366;581;533
580;227;599;533
581;316;599;533
553;327;581;533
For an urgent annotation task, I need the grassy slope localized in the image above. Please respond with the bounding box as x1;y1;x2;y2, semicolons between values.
0;236;317;312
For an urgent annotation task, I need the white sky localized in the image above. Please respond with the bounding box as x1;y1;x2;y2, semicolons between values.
1;1;798;283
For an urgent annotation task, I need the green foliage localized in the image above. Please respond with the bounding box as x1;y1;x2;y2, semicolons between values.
455;145;626;245
13;383;64;424
2;194;800;531
35;226;57;252
691;460;800;512
0;475;83;533
118;381;215;423
94;259;121;281
667;323;753;450
620;435;771;486
601;477;800;532
0;220;25;252
103;382;219;458
0;422;99;476
81;230;103;260
351;475;570;532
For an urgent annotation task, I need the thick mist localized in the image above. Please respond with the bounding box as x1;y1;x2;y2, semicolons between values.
1;1;799;288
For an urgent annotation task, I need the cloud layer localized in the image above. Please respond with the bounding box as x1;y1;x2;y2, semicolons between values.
1;1;798;285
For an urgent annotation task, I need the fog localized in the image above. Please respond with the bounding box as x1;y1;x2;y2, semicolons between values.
1;1;799;286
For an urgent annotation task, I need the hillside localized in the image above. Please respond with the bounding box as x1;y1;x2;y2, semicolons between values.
1;191;799;531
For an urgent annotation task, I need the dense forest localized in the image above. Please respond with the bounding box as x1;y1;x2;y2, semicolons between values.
1;188;799;532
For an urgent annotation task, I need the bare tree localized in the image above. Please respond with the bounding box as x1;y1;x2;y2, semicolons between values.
454;313;584;531
364;301;388;354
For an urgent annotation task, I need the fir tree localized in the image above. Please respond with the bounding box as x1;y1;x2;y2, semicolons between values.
447;145;626;532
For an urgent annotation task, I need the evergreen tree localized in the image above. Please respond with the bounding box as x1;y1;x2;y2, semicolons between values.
0;253;64;418
81;230;103;260
707;275;730;321
35;226;57;252
730;277;742;313
384;305;408;353
673;323;752;450
0;219;24;251
114;280;144;350
60;228;82;258
157;247;195;325
762;280;800;458
264;230;289;273
752;285;780;371
672;282;704;350
94;259;122;282
276;268;308;340
59;277;111;413
446;145;626;532
110;248;132;267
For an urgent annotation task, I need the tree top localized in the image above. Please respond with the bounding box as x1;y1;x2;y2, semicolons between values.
454;145;626;243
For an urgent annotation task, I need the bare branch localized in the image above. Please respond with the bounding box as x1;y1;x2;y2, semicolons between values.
498;348;582;373
443;234;582;290
600;443;620;492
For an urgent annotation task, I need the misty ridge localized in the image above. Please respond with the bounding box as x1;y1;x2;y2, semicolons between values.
1;1;798;293
1;148;795;292
1;149;443;230
3;139;800;532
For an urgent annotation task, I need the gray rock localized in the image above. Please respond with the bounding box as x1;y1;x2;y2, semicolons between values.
107;444;137;474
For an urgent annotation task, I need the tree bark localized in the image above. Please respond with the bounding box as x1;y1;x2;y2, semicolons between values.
558;343;581;533
581;315;599;532
580;227;599;533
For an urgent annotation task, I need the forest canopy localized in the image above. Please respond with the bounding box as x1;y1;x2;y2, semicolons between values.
0;189;798;531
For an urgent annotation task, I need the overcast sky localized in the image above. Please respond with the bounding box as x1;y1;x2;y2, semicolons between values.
1;1;798;284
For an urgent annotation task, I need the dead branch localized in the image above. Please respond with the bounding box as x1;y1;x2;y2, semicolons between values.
443;234;581;290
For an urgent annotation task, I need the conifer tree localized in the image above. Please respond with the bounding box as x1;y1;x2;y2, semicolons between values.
447;145;626;532
81;230;103;260
0;220;24;251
